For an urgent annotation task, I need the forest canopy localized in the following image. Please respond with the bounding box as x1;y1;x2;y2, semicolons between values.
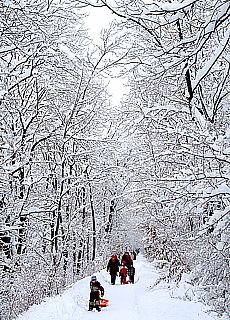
0;0;229;319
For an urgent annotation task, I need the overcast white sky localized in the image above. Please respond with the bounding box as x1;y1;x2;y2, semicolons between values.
84;6;128;106
84;6;113;40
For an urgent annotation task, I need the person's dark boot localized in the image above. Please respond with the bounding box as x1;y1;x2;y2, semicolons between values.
88;301;94;311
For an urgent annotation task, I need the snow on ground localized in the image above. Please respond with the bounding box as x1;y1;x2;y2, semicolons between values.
16;255;226;320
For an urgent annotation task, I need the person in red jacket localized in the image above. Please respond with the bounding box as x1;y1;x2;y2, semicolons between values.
119;262;128;284
121;252;133;269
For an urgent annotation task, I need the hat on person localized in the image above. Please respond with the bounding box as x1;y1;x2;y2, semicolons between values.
91;275;97;281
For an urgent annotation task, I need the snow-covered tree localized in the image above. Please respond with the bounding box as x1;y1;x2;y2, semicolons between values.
74;0;229;315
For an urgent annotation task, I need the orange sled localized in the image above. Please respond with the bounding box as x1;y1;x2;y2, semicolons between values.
100;297;109;307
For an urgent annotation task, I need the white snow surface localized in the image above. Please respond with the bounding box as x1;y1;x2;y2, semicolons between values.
16;255;225;320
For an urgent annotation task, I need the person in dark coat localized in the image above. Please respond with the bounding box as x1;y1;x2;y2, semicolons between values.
107;254;120;285
89;275;104;312
127;263;135;284
121;252;133;269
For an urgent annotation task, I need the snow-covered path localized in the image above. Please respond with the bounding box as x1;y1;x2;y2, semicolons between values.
17;255;225;320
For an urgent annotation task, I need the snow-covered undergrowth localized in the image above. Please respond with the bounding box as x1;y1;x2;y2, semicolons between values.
16;255;228;320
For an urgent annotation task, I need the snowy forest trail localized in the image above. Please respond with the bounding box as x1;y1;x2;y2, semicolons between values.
17;255;221;320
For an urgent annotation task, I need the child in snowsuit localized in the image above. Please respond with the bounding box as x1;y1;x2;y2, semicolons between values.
107;255;120;285
119;262;128;284
121;252;133;279
89;276;104;312
127;264;135;284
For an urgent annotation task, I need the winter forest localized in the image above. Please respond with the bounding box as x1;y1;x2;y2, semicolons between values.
0;0;229;319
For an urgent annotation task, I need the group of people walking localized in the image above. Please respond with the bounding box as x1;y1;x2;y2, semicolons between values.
88;251;136;312
107;251;135;285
